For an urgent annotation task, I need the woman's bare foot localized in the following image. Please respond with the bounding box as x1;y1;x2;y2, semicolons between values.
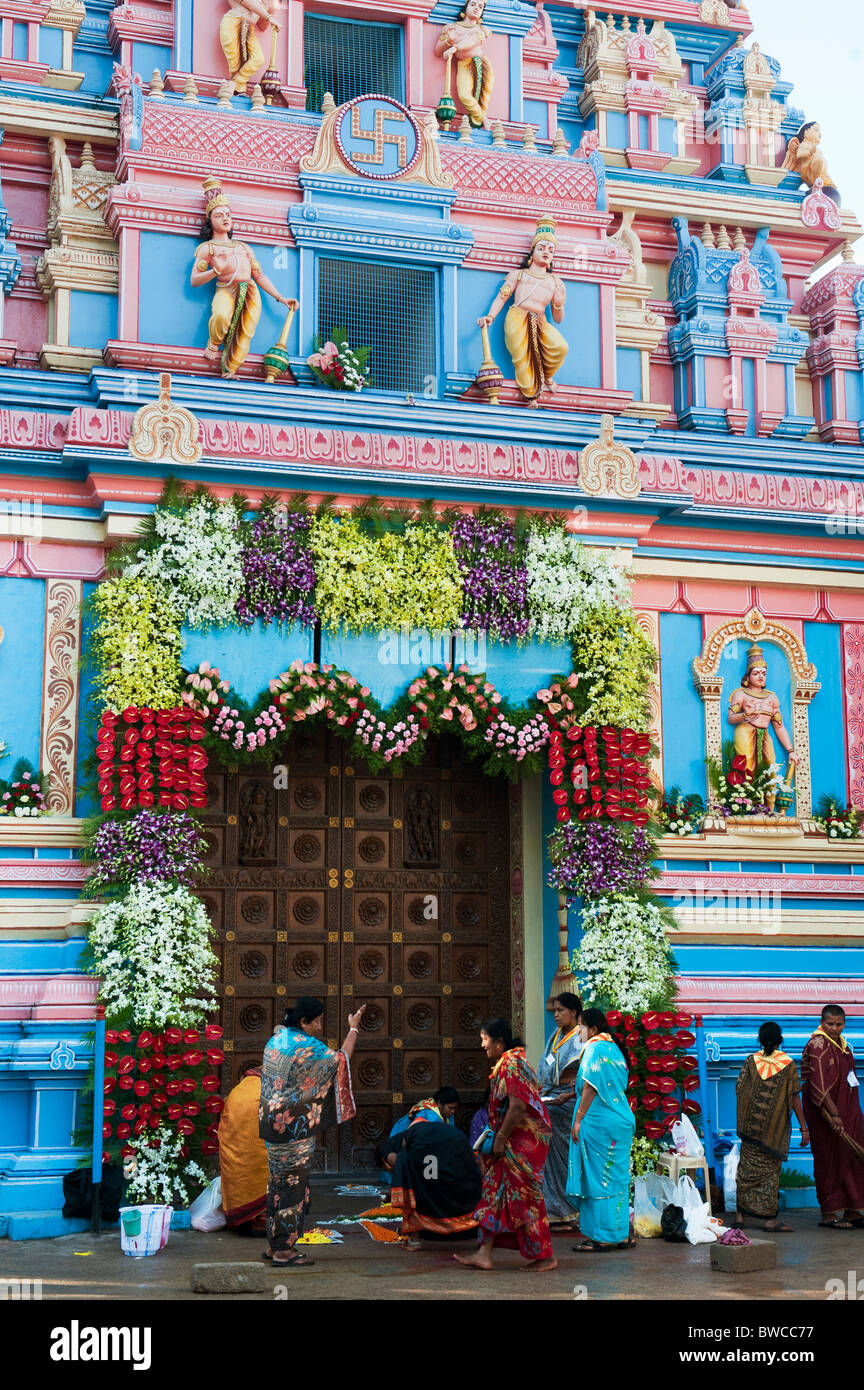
522;1257;558;1272
404;1239;421;1251
454;1246;493;1270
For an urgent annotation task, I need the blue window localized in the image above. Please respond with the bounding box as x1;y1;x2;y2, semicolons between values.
304;15;403;111
317;258;437;394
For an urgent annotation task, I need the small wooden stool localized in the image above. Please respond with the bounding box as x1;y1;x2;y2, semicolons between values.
655;1151;712;1215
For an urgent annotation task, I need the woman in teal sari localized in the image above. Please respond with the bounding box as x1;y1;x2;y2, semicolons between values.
566;1008;636;1252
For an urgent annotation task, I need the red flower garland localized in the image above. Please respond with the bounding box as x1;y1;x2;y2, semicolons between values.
547;722;653;826
606;1009;701;1140
100;1023;224;1165
96;706;209;813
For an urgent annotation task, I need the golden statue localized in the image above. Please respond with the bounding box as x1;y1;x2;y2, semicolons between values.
727;643;796;805
781;121;841;205
435;0;494;130
190;176;297;377
219;0;279;96
477;213;568;407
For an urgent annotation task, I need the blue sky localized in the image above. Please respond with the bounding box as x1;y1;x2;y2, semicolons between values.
750;0;863;233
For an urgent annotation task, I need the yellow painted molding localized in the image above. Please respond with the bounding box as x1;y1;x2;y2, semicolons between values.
0;898;93;940
656;830;864;863
606;185;862;239
0;817;85;849
670;906;864;945
0;97;117;142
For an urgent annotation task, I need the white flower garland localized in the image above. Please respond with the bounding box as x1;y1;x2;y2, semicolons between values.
125;499;243;629
88;881;218;1028
123;1125;208;1206
526;529;632;644
572;895;673;1014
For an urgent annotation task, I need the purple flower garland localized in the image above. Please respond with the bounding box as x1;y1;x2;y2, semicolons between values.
450;513;528;641
547;820;656;900
236;508;316;629
86;808;207;892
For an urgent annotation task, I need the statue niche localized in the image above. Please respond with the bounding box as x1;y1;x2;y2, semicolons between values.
239;780;276;865
404;786;439;867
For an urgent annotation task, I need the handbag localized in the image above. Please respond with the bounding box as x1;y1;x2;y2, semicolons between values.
472;1127;496;1156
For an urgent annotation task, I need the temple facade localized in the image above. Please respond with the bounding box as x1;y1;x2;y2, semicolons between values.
1;0;863;1236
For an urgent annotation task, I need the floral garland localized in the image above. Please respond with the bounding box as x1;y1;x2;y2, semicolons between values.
526;528;631;644
124;495;244;630
308;514;463;635
101;1026;224;1184
181;659;552;778
607;1010;700;1138
451;512;528;641
570;896;675;1015
236;501;316;629
85;881;219;1029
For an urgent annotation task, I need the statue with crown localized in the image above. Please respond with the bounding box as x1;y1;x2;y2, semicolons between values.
727;642;797;813
477;213;568;407
190;176;297;377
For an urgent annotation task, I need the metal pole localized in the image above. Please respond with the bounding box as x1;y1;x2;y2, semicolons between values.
91;1006;106;1235
693;1013;715;1178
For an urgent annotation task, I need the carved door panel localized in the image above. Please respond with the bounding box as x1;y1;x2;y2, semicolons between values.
205;734;510;1172
340;745;511;1170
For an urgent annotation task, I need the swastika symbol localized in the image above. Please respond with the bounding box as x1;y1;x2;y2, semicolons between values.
349;103;409;168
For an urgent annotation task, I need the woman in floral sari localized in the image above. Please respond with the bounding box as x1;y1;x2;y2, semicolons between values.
259;995;363;1268
567;1008;635;1252
455;1018;557;1272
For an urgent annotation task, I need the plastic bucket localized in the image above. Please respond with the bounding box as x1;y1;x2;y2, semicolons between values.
119;1204;172;1258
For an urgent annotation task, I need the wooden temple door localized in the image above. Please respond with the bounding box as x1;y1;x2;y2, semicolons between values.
199;729;511;1171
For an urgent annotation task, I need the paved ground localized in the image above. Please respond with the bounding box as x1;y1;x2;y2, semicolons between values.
2;1187;863;1301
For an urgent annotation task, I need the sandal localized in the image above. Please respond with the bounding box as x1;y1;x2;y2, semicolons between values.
763;1223;795;1233
819;1219;853;1229
572;1237;635;1252
270;1252;315;1268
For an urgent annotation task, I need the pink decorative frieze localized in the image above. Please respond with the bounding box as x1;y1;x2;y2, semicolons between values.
660;872;864;898
676;976;864;1016
0;861;89;888
0;974;98;1021
843;624;864;809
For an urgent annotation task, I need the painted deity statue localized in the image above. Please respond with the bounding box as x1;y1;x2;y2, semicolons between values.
477;213;568;406
436;0;494;130
190;176;297;377
781;122;841;205
219;0;279;95
727;643;796;805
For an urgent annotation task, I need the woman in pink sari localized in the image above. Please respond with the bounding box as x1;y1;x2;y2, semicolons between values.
455;1018;557;1272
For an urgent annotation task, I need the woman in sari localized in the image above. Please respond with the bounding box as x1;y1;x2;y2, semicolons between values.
538;992;584;1231
218;1063;268;1234
455;1018;557;1272
259;995;363;1268
381;1113;482;1249
567;1008;636;1252
735;1021;808;1233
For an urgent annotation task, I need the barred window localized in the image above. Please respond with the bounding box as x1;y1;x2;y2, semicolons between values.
317;258;438;395
304;15;403;111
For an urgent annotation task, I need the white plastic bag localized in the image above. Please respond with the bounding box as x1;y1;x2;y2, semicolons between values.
645;1172;675;1211
189;1176;226;1232
633;1176;663;1238
670;1113;705;1158
674;1174;716;1245
723;1142;740;1213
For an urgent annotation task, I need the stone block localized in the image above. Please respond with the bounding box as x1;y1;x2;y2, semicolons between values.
191;1262;272;1294
710;1238;777;1274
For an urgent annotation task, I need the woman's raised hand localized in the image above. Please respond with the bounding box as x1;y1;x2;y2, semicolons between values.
347;1004;367;1032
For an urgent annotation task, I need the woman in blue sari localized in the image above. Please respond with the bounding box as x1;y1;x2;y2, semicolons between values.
566;1007;635;1252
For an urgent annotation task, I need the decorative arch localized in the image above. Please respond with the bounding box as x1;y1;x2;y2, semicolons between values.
691;608;820;816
